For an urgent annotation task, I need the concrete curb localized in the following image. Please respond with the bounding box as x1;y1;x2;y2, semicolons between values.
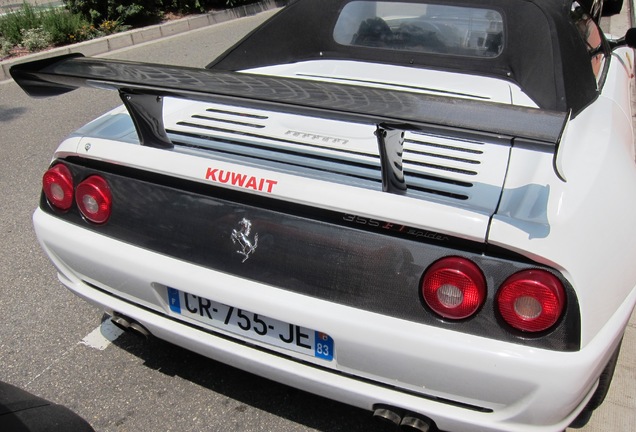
0;0;281;82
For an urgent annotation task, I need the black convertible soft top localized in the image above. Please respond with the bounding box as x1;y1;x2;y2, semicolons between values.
208;0;599;114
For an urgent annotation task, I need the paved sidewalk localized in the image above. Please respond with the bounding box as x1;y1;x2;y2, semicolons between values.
0;0;282;81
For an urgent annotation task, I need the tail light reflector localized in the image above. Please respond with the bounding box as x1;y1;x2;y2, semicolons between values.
75;175;112;224
42;164;74;211
421;257;486;319
497;270;565;332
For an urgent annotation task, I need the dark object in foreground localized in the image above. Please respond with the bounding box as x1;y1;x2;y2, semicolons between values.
0;381;95;432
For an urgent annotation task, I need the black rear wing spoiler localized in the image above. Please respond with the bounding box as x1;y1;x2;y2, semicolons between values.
11;54;569;191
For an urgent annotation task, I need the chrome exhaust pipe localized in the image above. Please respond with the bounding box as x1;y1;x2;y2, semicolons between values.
372;405;403;427
110;313;150;339
128;321;150;339
400;414;432;432
110;314;132;331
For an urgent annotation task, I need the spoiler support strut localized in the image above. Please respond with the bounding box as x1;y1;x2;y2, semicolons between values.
376;126;407;194
120;91;173;149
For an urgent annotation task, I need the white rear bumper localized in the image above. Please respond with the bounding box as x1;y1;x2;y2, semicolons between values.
34;208;633;432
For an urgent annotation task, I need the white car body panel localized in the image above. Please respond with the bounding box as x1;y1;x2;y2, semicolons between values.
246;60;539;107
33;208;636;432
14;1;636;431
68;134;493;241
29;55;635;432
489;47;636;346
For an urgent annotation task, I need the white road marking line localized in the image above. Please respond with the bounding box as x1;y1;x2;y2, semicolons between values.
27;320;124;386
80;319;124;350
26;347;74;387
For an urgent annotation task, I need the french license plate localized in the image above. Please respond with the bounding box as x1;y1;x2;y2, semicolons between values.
167;287;334;361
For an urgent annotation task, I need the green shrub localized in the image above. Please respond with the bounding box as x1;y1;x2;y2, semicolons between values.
20;27;53;51
63;0;163;26
0;2;41;44
164;0;205;14
39;7;93;45
0;0;263;58
224;0;255;6
62;0;261;25
0;2;113;54
0;36;13;57
172;0;264;14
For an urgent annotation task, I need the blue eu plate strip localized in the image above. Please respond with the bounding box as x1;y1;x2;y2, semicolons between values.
167;287;181;313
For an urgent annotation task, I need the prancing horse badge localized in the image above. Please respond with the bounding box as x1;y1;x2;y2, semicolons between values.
231;218;258;263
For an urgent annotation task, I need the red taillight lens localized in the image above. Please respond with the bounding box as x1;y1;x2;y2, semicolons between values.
497;270;565;332
421;257;486;319
42;164;74;211
75;175;112;224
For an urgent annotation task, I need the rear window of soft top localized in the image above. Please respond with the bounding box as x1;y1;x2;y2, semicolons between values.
334;1;504;58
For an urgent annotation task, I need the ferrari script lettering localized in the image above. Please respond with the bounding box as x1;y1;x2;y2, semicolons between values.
205;168;278;193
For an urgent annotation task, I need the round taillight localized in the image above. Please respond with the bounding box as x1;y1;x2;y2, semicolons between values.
421;257;486;320
42;164;74;211
75;175;112;224
497;270;566;332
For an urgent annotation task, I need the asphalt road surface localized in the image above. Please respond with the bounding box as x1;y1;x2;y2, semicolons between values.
1;8;635;432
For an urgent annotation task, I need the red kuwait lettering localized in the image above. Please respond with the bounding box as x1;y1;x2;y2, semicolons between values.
218;170;230;183
205;167;278;193
245;177;258;190
231;172;247;187
205;168;218;181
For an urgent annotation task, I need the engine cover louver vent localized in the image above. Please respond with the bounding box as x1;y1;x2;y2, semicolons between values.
165;101;510;214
